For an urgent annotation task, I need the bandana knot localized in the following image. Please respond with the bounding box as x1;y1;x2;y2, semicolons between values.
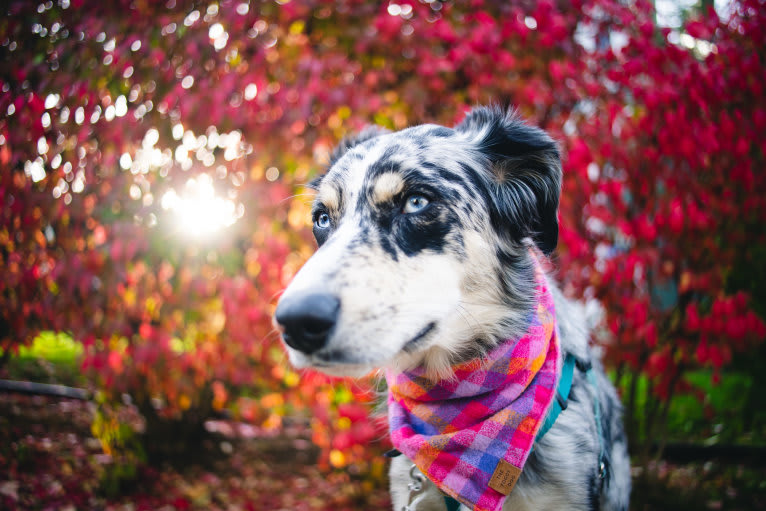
386;262;560;511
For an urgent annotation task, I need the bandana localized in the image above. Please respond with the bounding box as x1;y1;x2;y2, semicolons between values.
386;261;560;511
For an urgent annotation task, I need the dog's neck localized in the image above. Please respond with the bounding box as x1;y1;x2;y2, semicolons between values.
385;261;560;511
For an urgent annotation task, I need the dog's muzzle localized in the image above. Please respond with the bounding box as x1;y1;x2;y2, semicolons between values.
274;291;340;354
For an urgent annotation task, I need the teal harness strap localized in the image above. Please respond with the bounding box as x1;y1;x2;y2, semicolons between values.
534;354;610;483
535;353;577;442
443;494;462;511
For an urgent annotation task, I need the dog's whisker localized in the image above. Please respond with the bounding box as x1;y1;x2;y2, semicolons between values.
268;288;287;304
455;303;484;336
262;329;286;348
277;192;317;206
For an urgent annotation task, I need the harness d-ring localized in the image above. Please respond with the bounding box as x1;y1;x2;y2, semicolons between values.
402;464;428;511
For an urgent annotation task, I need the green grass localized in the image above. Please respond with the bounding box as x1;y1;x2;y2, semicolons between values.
3;331;85;386
16;331;83;364
669;370;754;442
617;368;762;446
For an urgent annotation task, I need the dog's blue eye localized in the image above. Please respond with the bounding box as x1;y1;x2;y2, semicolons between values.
403;195;430;214
315;212;331;229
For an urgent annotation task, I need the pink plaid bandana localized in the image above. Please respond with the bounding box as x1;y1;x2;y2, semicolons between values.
386;262;559;511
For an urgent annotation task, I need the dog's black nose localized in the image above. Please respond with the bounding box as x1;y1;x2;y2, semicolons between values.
275;292;340;354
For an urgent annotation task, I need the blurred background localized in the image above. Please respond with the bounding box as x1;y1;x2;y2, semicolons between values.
1;0;764;509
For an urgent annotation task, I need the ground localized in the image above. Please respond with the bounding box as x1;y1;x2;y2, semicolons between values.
1;393;763;510
0;393;390;511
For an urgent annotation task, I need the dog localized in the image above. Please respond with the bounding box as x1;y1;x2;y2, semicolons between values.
274;105;631;510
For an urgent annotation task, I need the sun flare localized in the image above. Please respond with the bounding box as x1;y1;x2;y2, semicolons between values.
161;174;239;238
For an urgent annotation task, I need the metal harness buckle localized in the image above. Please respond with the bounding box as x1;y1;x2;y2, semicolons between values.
402;464;428;511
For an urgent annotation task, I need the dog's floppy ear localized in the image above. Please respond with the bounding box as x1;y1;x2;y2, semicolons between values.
309;126;390;189
456;106;562;255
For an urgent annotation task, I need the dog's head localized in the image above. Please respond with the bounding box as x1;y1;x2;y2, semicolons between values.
274;106;561;377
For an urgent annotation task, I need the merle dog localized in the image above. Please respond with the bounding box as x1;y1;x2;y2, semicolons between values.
274;106;630;510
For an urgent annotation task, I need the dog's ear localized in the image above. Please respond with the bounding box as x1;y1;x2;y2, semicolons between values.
456;105;561;255
309;126;390;189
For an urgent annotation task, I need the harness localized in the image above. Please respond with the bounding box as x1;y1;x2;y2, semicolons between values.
389;353;608;511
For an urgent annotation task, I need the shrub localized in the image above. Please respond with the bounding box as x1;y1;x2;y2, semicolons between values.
2;0;764;472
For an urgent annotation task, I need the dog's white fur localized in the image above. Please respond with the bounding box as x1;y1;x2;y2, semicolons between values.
275;106;631;510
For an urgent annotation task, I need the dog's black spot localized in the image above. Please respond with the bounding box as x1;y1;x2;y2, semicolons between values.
495;247;525;269
321;268;340;285
427;127;453;138
566;384;581;404
443;186;465;203
366;146;402;179
441;169;469;187
336;184;346;214
494;248;529;295
393;209;453;256
471;112;556;161
315;347;357;365
366;159;397;183
347;228;367;249
379;235;399;261
451;231;465;254
587;471;601;511
366;196;396;227
599;389;614;447
595;379;616;489
402;322;437;353
308;174;324;190
313;226;331;246
450;336;495;364
420;161;438;171
382;144;400;160
456;160;484;185
410;162;475;217
458;200;475;216
359;225;375;244
458;161;494;204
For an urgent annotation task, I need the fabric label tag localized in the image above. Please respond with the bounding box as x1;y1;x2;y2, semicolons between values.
488;460;522;495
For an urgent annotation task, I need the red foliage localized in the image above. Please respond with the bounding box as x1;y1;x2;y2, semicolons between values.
1;0;765;466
